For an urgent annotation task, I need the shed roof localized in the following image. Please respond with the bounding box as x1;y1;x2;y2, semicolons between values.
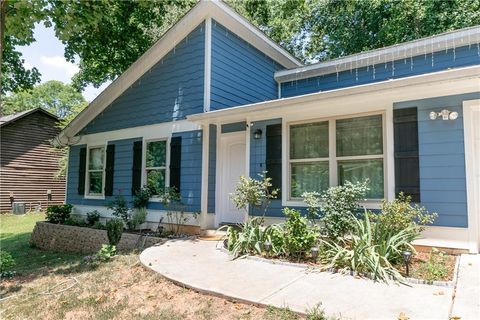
0;108;59;127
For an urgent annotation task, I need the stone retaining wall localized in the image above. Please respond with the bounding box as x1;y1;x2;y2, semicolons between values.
30;221;165;253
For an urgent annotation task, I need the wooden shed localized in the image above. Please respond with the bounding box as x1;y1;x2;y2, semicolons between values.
0;108;65;212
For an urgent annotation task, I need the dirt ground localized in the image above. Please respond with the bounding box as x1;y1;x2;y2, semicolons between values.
0;253;304;320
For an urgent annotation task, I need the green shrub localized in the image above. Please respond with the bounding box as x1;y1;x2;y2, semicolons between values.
46;204;73;224
230;171;278;219
106;218;124;246
321;213;416;282
0;250;15;277
224;217;267;258
320;181;369;239
96;244;116;261
86;210;101;226
92;221;106;230
63;214;86;227
302;191;321;223
133;186;152;209
108;195;130;227
372;193;437;239
130;207;147;230
282;208;318;258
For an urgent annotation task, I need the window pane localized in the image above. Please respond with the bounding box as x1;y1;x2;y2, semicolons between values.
290;162;329;198
147;169;165;195
290;121;328;159
89;171;103;194
336;115;383;156
338;159;384;198
146;141;166;168
89;147;104;170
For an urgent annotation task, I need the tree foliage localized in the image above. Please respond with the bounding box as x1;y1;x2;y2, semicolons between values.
1;0;479;94
2;80;87;119
228;0;480;63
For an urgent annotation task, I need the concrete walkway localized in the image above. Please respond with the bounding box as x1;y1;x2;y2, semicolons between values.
140;239;477;319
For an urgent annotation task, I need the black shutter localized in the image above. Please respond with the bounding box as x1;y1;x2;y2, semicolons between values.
394;107;420;202
105;144;115;196
266;124;282;197
169;136;182;192
78;147;87;195
132;141;143;195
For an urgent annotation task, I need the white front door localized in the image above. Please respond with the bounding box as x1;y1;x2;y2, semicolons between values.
218;132;246;225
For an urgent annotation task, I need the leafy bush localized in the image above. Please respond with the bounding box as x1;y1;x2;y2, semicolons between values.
130;207;147;230
0;250;15;278
372;193;437;239
86;210;101;226
224;217;275;258
302;191;321;223
321;213;416;282
92;221;106;230
230;171;278;219
96;244;116;261
45;204;73;224
158;187;196;236
108;195;130;226
319;181;369;239
282;208;318;258
133;186;152;209
106;218;124;246
63;214;86;227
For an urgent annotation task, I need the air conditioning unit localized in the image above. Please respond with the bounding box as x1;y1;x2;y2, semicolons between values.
12;202;26;215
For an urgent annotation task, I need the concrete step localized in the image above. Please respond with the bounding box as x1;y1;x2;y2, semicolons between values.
200;229;227;237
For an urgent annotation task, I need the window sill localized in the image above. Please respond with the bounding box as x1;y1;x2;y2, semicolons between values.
84;194;105;200
281;199;382;210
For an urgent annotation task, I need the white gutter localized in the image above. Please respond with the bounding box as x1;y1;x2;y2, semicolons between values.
188;65;480;123
275;26;480;83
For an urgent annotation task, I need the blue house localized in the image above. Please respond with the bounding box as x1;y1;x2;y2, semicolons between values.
56;0;480;253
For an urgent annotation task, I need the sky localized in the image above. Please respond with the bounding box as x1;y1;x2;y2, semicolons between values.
17;23;110;102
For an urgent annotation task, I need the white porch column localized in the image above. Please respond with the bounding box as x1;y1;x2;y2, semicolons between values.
200;122;210;229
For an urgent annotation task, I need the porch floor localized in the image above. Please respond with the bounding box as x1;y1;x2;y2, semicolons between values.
140;240;479;319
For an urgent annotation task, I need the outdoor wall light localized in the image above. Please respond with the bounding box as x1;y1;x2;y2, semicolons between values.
47;189;52;201
253;129;263;139
402;250;413;277
429;109;458;121
9;192;14;207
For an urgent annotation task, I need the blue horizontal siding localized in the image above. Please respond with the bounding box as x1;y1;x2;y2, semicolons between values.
394;92;480;228
249;118;285;216
210;20;284;111
148;130;203;212
81;23;205;134
282;44;480;98
66;138;142;206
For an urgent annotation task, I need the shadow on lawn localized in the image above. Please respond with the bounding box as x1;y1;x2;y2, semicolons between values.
0;231;86;282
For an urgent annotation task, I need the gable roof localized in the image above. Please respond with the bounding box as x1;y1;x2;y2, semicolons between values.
0;108;59;127
55;0;302;146
275;25;480;82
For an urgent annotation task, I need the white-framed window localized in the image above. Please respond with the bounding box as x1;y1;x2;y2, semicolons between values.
144;139;169;196
86;146;105;196
288;113;385;201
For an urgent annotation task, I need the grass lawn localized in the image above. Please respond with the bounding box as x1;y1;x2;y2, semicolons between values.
0;213;83;276
0;214;317;320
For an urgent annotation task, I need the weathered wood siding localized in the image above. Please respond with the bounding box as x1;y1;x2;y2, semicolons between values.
0;112;65;212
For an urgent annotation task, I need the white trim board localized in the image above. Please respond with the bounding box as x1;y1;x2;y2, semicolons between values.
55;0;300;146
75;120;200;146
275;26;480;82
463;99;480;253
187;65;480;124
